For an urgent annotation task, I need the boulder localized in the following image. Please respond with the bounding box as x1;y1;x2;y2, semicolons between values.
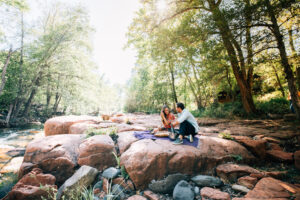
8;168;56;200
191;175;223;187
116;124;147;133
112;177;135;191
44;115;100;136
266;150;294;162
294;150;300;170
173;180;194;200
148;173;188;194
57;165;98;199
21;134;85;185
244;177;298;198
69;122;98;134
117;131;138;154
235;138;267;159
216;163;260;183
200;187;230;200
77;135;116;171
102;167;121;179
120;136;255;189
237;176;257;189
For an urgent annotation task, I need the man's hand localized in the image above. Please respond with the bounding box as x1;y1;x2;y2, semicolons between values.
172;120;179;127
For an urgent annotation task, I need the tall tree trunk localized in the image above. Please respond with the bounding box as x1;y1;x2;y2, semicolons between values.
208;1;256;114
5;103;14;126
168;62;178;103
0;48;13;96
52;93;61;114
272;64;285;97
22;71;43;117
244;0;254;90
12;13;25;120
265;0;300;119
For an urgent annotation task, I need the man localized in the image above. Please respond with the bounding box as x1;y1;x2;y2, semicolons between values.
171;102;200;145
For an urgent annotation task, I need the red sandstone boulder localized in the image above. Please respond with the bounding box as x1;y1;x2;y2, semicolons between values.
237;176;257;189
234;137;267;159
294;150;300;170
244;177;299;199
266;150;294;162
20;134;84;185
200;187;230;200
110;116;125;123
77;135;117;170
116;124;147;133
8;168;56;200
120;136;255;189
44;115;100;136
117;131;139;154
216;163;260;183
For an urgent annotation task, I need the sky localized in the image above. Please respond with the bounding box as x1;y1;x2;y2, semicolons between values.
78;0;140;85
25;0;140;85
82;0;140;85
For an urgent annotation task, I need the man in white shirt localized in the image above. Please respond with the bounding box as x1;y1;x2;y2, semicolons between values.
171;102;200;145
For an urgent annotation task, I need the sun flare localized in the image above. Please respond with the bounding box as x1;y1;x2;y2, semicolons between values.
156;0;167;12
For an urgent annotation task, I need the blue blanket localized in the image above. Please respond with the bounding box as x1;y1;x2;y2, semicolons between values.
133;131;199;148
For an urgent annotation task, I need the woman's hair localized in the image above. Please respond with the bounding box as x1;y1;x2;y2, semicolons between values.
161;105;170;118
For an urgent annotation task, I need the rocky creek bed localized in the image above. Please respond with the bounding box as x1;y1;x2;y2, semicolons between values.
0;114;299;200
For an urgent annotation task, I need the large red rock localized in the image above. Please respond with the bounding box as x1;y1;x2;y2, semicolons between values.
116;124;147;133
117;131;139;154
120;136;255;189
244;177;299;199
127;195;147;200
200;187;230;200
8;168;56;200
77;135;117;170
234;137;267;159
266;150;294;162
294;150;300;170
216;163;260;182
20;134;85;185
44;115;100;136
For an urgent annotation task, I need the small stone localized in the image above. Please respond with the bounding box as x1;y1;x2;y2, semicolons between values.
144;190;160;200
173;180;194;200
111;184;125;199
127;195;147;200
194;186;200;195
200;187;230;200
102;167;121;179
149;173;188;194
232;184;250;193
191;175;223;187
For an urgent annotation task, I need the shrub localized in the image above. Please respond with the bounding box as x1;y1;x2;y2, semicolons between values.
0;173;18;198
256;97;290;115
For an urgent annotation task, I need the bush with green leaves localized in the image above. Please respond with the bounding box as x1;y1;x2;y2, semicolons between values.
256;97;290;115
86;127;117;138
0;173;18;198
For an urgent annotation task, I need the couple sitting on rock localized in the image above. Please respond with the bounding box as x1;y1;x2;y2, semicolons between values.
154;102;199;145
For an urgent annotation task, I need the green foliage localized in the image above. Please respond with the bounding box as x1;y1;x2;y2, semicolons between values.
230;154;243;162
192;101;248;119
0;173;18;198
121;166;129;180
41;185;94;200
112;152;120;168
86;127;117;138
218;132;233;140
256;98;290;115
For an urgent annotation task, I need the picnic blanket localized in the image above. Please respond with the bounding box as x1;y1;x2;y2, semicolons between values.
133;131;199;148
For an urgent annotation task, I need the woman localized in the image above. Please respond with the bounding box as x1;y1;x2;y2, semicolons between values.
154;105;175;133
